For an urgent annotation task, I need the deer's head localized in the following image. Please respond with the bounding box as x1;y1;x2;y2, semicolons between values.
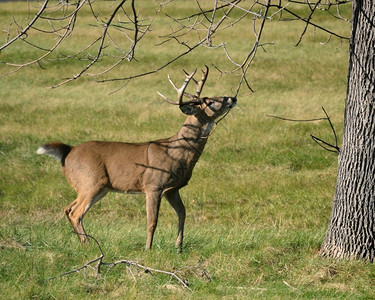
158;66;237;123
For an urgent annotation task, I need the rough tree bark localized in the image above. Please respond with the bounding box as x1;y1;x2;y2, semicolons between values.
319;0;375;260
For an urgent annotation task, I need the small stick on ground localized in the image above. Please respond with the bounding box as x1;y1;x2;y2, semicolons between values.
46;233;196;291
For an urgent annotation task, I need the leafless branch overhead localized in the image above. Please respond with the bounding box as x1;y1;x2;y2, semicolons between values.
0;0;351;93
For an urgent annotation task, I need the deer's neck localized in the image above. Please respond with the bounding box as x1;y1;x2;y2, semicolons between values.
182;113;213;139
171;114;214;161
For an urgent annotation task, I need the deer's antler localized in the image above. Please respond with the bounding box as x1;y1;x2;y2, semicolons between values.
195;65;209;98
158;67;209;106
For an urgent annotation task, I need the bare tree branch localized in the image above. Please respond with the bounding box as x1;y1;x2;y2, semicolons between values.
0;0;352;93
0;0;50;51
49;0;128;88
97;0;240;88
311;107;340;154
1;0;84;77
175;0;242;21
268;107;340;154
263;2;350;41
295;0;322;46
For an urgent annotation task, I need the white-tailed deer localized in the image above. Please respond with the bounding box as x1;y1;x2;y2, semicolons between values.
37;66;236;251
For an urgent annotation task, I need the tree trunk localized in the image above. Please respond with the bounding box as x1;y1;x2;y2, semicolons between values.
319;0;375;260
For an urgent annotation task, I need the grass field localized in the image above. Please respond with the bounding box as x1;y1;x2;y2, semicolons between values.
1;1;374;299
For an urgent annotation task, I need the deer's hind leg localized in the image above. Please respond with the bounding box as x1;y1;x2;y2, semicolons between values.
64;189;108;243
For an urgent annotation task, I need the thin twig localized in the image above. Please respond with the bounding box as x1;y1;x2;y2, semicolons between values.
311;106;340;154
310;134;340;153
295;0;322;46
266;115;328;122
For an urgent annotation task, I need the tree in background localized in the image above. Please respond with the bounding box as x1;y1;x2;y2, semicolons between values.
2;0;374;260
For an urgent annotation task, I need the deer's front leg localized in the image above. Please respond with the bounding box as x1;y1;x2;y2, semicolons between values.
164;189;186;252
145;191;162;250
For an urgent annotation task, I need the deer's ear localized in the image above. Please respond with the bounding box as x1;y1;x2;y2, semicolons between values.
179;104;196;115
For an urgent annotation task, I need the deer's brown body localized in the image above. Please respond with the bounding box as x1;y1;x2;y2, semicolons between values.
37;67;236;250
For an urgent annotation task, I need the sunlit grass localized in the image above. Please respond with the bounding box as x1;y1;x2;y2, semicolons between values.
1;1;374;299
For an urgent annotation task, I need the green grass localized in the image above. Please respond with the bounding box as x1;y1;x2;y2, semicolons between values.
1;1;374;299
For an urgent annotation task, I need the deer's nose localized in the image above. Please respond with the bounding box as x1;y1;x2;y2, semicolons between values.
228;97;237;108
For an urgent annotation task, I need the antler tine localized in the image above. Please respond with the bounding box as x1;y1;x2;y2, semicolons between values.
195;65;209;98
177;69;197;104
182;69;198;100
183;69;198;85
157;69;197;105
157;91;180;105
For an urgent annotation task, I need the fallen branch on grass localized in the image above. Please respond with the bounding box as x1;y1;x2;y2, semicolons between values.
47;234;210;291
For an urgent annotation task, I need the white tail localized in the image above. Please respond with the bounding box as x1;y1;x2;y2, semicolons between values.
37;66;236;251
37;143;72;163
